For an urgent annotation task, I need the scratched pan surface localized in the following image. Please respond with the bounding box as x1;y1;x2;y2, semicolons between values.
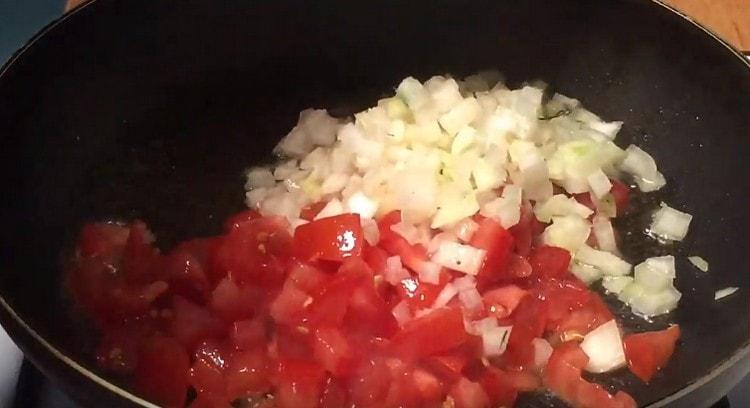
0;0;749;406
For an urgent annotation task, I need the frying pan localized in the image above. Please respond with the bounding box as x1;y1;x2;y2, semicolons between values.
0;0;748;406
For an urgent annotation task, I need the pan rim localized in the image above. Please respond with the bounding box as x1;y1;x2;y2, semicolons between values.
0;0;748;406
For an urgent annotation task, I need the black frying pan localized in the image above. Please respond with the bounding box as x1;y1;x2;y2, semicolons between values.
0;0;749;407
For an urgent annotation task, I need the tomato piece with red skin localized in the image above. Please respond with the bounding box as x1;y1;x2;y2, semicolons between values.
483;285;529;319
424;354;467;383
294;214;363;262
449;377;490;408
529;245;571;278
210;277;262;323
502;323;536;370
300;201;328;221
544;342;636;408
164;244;212;303
272;325;314;360
223;209;262;232
377;211;430;272
134;336;190;408
395;274;449;313
552;294;614;337
508;203;543;257
313;326;354;376
190;340;230;400
511;296;549;338
390;307;469;361
78;222;130;259
470;217;514;288
478;366;519;408
225;348;271;400
363;245;389;276
382;359;423;408
273;358;326;408
348;357;392;407
413;367;444;405
230;318;267;351
320;376;349;408
122;221;160;283
610;179;630;216
624;325;681;383
212;216;291;287
170;296;225;349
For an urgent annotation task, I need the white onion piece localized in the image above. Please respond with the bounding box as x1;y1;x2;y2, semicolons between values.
587;169;612;199
715;287;739;300
570;262;602;285
592;215;618;253
542;216;591;253
575;245;631;276
314;199;344;220
346;191;379;219
431;242;486;275
471;317;498;335
458;287;484;312
361;217;380;246
688;256;709;272
396;77;430;110
620;145;666;192
391;221;422;245
602;276;633;295
532;338;553;369
439;97;481;136
580;320;626;373
482;326;513;357
245;187;269;208
392;300;413;326
432;283;459;309
384;257;410;285
427;232;458;255
245;167;276;189
633;256;676;293
453;276;477;292
629;286;681;317
452;218;479;243
588;121;622;140
534;194;593;223
650;203;692;241
417;261;442;285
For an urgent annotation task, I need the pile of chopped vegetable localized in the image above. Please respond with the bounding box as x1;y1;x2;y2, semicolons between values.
67;74;698;408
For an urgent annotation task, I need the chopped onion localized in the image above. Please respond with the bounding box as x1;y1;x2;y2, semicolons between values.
417;261;442;285
592;215;618;253
633;256;675;293
314;198;344;220
452;218;479;242
391;221;422;245
542;216;591;253
534;194;593;223
458;287;484;312
431;242;486;275
245;167;276;189
580;320;626;373
532;338;553;369
586;169;612;199
629;286;681;317
439;97;481;136
715;287;739;300
432;283;459;308
482;326;513;357
427;232;458;255
650;203;692;241
570;262;602;285
361;217;380;246
453;276;477;292
602;276;633;295
620;145;666;192
384;256;410;285
688;256;709;272
575;245;631;276
346;191;379;218
392;300;413;326
471;316;498;334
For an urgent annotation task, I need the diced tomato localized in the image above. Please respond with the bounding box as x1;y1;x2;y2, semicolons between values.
223;209;261;232
313;327;354;375
483;285;528;319
78;222;130;258
508;203;542;257
506;253;532;279
413;367;444;404
300;201;328;221
544;342;636;408
164;244;212;303
573;192;596;212
623;325;680;383
478;367;518;408
134;336;190;408
320;376;349;408
382;359;423;408
391;307;468;360
348;357;392;407
424;354;467;383
529;245;571;278
503;323;536;369
230;318;267;351
511;296;548;338
273;358;326;408
95;319;155;375
210;278;261;322
170;296;225;349
470;217;514;288
377;210;430;272
552;294;613;337
610;179;630;216
270;280;311;326
294;214;363;262
212;216;291;287
449;377;490;408
122;221;159;282
363;245;389;276
189;394;232;408
190;340;230;400
395;275;448;313
225;348;271;399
